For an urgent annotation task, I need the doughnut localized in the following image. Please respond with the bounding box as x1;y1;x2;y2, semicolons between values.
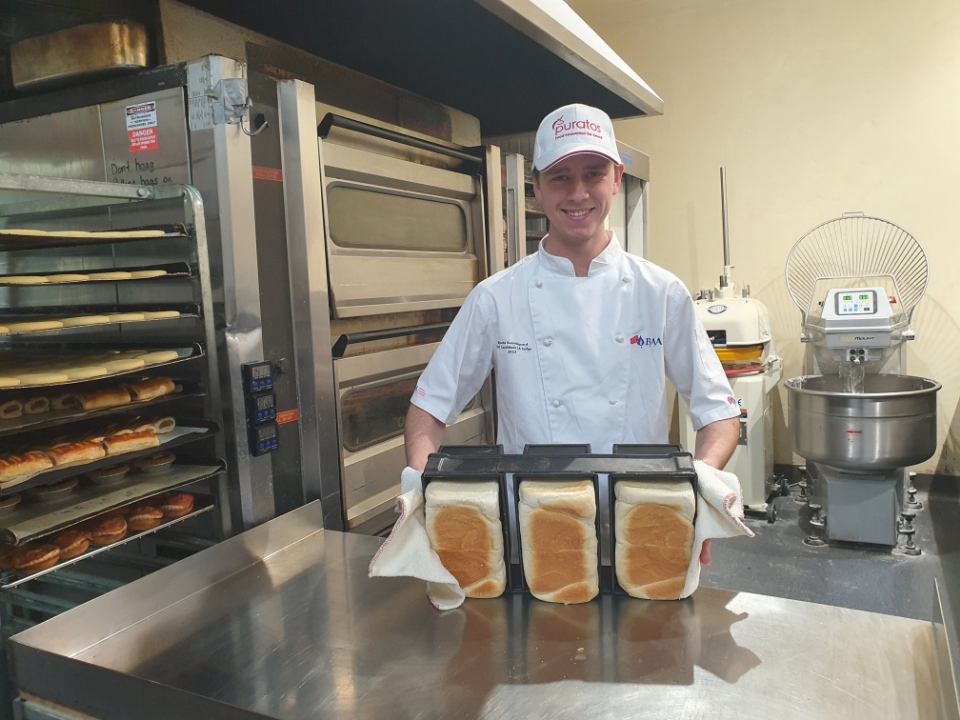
158;493;194;518
125;505;163;532
12;544;60;573
89;516;128;546
53;530;90;560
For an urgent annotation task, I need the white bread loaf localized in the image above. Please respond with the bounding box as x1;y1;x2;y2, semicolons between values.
425;481;506;598
614;480;696;600
519;480;598;604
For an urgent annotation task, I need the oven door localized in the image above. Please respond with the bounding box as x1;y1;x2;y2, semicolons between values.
335;342;487;534
318;113;490;319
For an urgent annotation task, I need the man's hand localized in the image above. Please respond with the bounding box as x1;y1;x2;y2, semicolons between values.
700;539;712;565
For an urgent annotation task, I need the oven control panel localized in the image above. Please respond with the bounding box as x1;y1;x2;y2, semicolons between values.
243;361;278;455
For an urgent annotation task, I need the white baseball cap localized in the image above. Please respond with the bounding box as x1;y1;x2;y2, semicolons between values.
532;103;622;172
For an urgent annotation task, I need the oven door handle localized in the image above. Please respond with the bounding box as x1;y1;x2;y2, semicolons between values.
318;113;482;170
332;322;451;359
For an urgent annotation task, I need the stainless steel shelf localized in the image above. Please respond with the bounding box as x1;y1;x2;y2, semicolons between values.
0;422;219;496
0;463;223;545
0;387;202;437
0;344;203;393
0;262;194;287
0;496;216;590
0;223;188;251
0;306;201;337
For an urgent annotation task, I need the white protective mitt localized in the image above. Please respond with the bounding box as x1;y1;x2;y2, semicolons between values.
368;474;466;611
679;460;756;598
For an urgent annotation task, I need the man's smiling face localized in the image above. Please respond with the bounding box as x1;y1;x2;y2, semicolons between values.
533;153;624;253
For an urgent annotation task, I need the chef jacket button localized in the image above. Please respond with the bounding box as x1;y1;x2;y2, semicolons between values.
553;399;562;407
622;276;630;283
615;335;624;343
535;280;543;288
544;338;553;346
609;399;617;405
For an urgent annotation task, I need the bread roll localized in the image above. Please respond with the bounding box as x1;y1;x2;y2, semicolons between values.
614;480;696;600
0;451;54;484
518;480;598;604
46;440;106;467
0;400;23;419
103;429;159;455
73;387;131;411
8;321;64;333
0;276;48;285
45;274;89;283
425;481;506;598
23;396;50;415
125;377;175;402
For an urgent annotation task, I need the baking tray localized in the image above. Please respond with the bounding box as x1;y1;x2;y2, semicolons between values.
0;304;200;337
0;344;203;392
0;224;188;252
0;463;223;546
0;420;219;497
0;495;217;590
0;385;202;436
421;445;698;598
0;262;193;288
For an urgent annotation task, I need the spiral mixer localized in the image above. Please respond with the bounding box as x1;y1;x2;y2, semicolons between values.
784;215;940;546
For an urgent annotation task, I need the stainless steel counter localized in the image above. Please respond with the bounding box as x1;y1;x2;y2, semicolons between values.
7;501;959;720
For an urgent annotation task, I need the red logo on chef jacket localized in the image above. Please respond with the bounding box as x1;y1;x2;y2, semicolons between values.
629;334;662;348
416;387;426;397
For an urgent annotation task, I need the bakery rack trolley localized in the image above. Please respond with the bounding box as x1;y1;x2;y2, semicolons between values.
0;174;227;717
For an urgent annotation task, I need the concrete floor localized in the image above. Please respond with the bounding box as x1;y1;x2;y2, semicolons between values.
701;474;959;624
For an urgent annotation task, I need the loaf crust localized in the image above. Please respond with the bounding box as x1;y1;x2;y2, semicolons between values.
614;480;696;600
519;480;598;604
425;481;506;598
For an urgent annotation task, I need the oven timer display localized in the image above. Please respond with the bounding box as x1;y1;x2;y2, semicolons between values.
247;391;277;426
242;361;274;394
250;423;278;456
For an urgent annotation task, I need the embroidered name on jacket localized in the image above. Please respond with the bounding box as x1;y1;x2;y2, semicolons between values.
497;340;532;355
630;334;663;348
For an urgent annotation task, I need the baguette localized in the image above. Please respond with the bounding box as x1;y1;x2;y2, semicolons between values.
0;451;54;484
103;430;159;456
46;440;106;467
425;481;506;598
518;480;598;605
614;480;696;600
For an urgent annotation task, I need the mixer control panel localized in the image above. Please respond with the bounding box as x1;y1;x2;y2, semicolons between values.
836;290;877;315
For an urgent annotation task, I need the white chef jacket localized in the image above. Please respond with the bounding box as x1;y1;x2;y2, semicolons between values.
411;234;740;454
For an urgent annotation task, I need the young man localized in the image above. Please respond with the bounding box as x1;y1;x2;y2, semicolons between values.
403;104;741;562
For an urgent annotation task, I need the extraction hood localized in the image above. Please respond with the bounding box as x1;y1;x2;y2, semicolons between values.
177;0;663;135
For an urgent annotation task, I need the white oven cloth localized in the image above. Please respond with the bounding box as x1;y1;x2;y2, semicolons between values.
369;463;754;609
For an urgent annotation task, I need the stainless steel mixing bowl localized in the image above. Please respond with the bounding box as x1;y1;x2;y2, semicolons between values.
786;374;940;471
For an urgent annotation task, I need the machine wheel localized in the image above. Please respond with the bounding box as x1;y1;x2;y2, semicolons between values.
766;502;778;524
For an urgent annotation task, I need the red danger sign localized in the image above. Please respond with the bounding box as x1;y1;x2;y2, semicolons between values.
126;101;158;153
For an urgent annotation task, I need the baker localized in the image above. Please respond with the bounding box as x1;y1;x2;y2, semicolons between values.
402;103;741;564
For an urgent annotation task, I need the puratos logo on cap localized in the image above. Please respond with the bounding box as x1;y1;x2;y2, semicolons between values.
552;115;603;139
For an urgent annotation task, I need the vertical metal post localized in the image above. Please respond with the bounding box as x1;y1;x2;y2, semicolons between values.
186;55;274;531
277;79;343;530
503;152;527;266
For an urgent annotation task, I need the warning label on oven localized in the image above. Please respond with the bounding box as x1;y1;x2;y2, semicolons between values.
126;101;158;153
